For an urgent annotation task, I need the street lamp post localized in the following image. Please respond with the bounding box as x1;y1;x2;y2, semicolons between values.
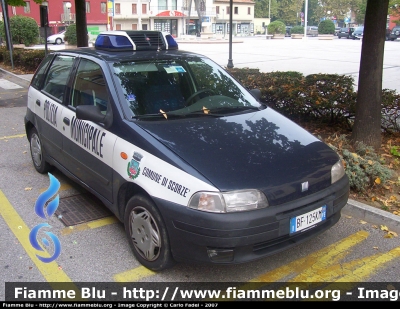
227;0;233;68
222;9;225;38
65;2;72;26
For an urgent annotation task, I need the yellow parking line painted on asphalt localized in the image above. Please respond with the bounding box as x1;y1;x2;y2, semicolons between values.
0;133;26;140
250;230;369;283
0;189;85;300
114;266;156;282
0;189;72;281
60;216;119;236
211;231;370;301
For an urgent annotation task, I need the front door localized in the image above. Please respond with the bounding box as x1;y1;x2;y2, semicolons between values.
61;58;115;202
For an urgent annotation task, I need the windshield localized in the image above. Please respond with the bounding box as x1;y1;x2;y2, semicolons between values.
112;57;261;119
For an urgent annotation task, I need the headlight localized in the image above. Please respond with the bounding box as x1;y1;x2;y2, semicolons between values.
331;160;345;184
188;189;269;213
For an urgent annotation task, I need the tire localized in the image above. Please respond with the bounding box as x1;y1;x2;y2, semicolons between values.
55;38;62;45
29;127;52;174
338;36;341;39
124;194;175;271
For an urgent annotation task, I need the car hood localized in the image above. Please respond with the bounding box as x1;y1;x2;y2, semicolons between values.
137;108;339;205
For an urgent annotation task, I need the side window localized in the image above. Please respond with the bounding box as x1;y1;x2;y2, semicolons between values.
31;55;54;90
42;55;75;101
71;59;109;113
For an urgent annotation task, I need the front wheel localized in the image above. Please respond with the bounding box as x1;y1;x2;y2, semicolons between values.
29;127;52;174
124;195;175;271
55;38;62;45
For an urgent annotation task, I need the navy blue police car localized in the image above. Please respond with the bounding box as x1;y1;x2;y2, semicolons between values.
25;30;349;271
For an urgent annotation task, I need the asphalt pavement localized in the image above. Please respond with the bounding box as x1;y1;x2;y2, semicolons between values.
1;36;400;233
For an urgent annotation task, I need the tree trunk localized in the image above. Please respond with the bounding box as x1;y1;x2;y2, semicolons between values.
75;0;88;47
351;0;388;150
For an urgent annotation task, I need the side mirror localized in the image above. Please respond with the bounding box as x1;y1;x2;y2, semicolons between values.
250;88;261;101
76;105;113;128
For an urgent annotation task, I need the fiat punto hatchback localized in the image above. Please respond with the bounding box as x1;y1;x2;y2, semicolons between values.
25;30;349;271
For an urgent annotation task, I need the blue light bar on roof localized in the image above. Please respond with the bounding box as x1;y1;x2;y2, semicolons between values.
95;34;133;51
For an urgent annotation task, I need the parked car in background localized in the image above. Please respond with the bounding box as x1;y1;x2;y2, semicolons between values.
306;26;318;37
47;30;66;45
389;26;400;41
337;27;355;39
352;26;364;40
334;27;340;36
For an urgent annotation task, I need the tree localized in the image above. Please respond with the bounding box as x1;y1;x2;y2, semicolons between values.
0;15;39;46
75;0;88;47
255;0;278;19
389;0;400;23
276;0;304;26
351;0;389;150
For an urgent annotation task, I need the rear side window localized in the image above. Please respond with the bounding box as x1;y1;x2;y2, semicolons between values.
30;55;54;90
42;55;75;102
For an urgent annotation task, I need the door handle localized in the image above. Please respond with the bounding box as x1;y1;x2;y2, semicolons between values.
63;117;70;126
35;99;40;106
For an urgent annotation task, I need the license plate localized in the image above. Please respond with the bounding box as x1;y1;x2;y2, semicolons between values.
290;205;326;234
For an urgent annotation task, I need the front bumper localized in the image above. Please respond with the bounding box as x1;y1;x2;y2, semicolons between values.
155;176;349;265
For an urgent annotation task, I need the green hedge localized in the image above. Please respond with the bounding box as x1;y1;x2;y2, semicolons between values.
0;47;45;72
227;67;400;132
0;15;39;47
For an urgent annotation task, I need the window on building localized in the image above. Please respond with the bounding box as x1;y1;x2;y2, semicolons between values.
226;6;230;14
172;0;177;10
234;7;238;14
86;1;90;13
182;0;188;10
11;6;16;15
159;0;167;10
101;2;106;13
248;7;251;14
116;24;122;30
24;1;31;13
142;3;147;14
132;3;137;14
142;24;148;30
216;6;219;14
132;24;138;30
115;3;120;14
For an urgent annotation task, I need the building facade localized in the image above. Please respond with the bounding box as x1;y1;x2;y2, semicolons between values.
1;0;256;39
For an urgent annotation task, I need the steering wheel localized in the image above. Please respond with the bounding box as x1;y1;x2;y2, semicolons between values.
186;89;214;106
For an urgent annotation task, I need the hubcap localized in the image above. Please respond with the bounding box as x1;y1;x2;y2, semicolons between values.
129;206;161;261
30;133;42;167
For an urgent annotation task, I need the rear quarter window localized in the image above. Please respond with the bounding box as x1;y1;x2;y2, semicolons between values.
42;55;75;102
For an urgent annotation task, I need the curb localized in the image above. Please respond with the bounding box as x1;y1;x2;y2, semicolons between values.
1;66;400;234
0;67;32;87
343;199;400;233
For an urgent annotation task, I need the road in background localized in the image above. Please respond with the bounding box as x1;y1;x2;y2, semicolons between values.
177;36;400;93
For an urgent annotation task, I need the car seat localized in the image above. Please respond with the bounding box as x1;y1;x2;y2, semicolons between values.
142;70;185;114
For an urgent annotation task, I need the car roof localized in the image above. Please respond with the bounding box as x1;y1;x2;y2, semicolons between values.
58;46;203;63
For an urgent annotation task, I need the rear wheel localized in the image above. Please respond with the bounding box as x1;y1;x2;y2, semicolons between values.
124;195;175;271
29;127;52;174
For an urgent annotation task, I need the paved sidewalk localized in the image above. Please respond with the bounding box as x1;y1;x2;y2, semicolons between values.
2;56;400;234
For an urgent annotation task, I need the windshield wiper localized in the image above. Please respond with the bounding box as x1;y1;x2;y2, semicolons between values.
132;106;261;120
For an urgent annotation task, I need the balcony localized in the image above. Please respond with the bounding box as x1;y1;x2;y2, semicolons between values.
61;13;76;23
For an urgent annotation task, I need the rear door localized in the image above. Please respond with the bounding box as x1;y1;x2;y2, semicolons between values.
28;54;75;167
